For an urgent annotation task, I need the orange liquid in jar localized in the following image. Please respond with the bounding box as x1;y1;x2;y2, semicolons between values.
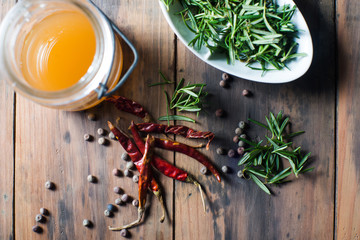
20;9;96;91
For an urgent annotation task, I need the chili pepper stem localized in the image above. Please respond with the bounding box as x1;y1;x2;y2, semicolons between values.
109;208;145;231
186;176;206;212
153;190;166;223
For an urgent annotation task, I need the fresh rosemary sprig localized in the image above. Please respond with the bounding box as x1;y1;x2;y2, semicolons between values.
163;0;306;74
238;111;313;194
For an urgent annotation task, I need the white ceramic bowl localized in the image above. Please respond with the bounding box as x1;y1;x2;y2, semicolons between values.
159;0;313;83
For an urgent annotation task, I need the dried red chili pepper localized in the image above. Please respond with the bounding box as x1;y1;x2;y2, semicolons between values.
107;121;165;222
130;122;205;210
153;138;221;183
109;135;155;231
136;123;215;149
107;95;153;122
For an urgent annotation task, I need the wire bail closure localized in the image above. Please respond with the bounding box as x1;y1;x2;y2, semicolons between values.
89;0;139;99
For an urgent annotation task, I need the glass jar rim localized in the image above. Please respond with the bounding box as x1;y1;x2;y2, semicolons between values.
0;0;115;106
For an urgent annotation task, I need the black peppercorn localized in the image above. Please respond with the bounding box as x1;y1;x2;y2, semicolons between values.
113;186;122;194
219;80;228;88
227;149;236;158
112;168;122;177
124;169;132;177
120;229;128;237
215;109;225;117
242;89;251;97
115;198;124;206
104;209;112;217
216;147;225;155
35;214;44;223
126;161;135;170
97;128;106;136
87;175;97;183
222;72;230;81
132;175;139;183
32;225;42;233
107;204;117;212
238;141;245;147
45;181;55;190
121;194;129;203
132;199;139;207
235;127;243;135
233;136;239;143
200;166;208;175
240;134;247;139
40;208;49;216
121;152;130;161
237;170;244;178
83;134;92;141
83;219;92;228
239;121;246;129
221;165;229;173
237;147;245;155
98;137;106;145
87;113;96;121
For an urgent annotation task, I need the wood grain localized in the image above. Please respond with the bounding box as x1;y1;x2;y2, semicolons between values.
0;1;15;239
174;0;336;239
336;0;360;239
14;0;175;239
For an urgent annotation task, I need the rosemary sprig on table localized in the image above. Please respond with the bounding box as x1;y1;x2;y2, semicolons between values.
238;111;313;194
162;0;306;74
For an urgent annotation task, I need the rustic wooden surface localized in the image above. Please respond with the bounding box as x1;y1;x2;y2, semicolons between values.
0;0;359;239
336;0;360;239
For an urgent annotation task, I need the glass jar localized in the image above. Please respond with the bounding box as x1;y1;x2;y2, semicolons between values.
0;0;137;111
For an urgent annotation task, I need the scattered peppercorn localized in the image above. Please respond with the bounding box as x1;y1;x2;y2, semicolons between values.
238;141;245;147
109;132;116;140
35;214;44;223
121;194;129;203
97;128;106;136
98;137;106;145
40;208;49;216
132;175;139;183
227;149;236;158
83;134;92;142
83;219;92;228
242;89;251;97
32;225;42;233
215;109;225;117
235;127;243;135
126;161;135;170
121;152;130;161
124;169;132;177
87;113;96;121
132;199;139;207
237;147;245;155
222;72;230;81
104;209;112;217
219;80;228;88
237;170;244;178
239;121;246;129
200;166;208;175
233;136;239;143
112;168;122;177
216;147;225;155
87;175;97;183
221;165;230;173
115;198;124;206
107;204;117;212
113;186;122;194
45;181;55;190
240;134;247;139
120;229;128;237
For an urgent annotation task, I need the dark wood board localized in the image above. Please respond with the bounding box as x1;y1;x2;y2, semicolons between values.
336;0;360;239
0;1;15;239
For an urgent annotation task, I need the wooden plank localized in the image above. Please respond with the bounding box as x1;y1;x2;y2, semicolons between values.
14;0;175;239
0;1;15;239
174;0;335;239
336;0;360;239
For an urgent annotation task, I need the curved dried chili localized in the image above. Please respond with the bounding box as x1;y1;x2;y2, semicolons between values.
107;95;153;122
136;123;215;149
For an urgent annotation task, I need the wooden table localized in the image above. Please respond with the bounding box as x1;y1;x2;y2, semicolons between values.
0;0;359;239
